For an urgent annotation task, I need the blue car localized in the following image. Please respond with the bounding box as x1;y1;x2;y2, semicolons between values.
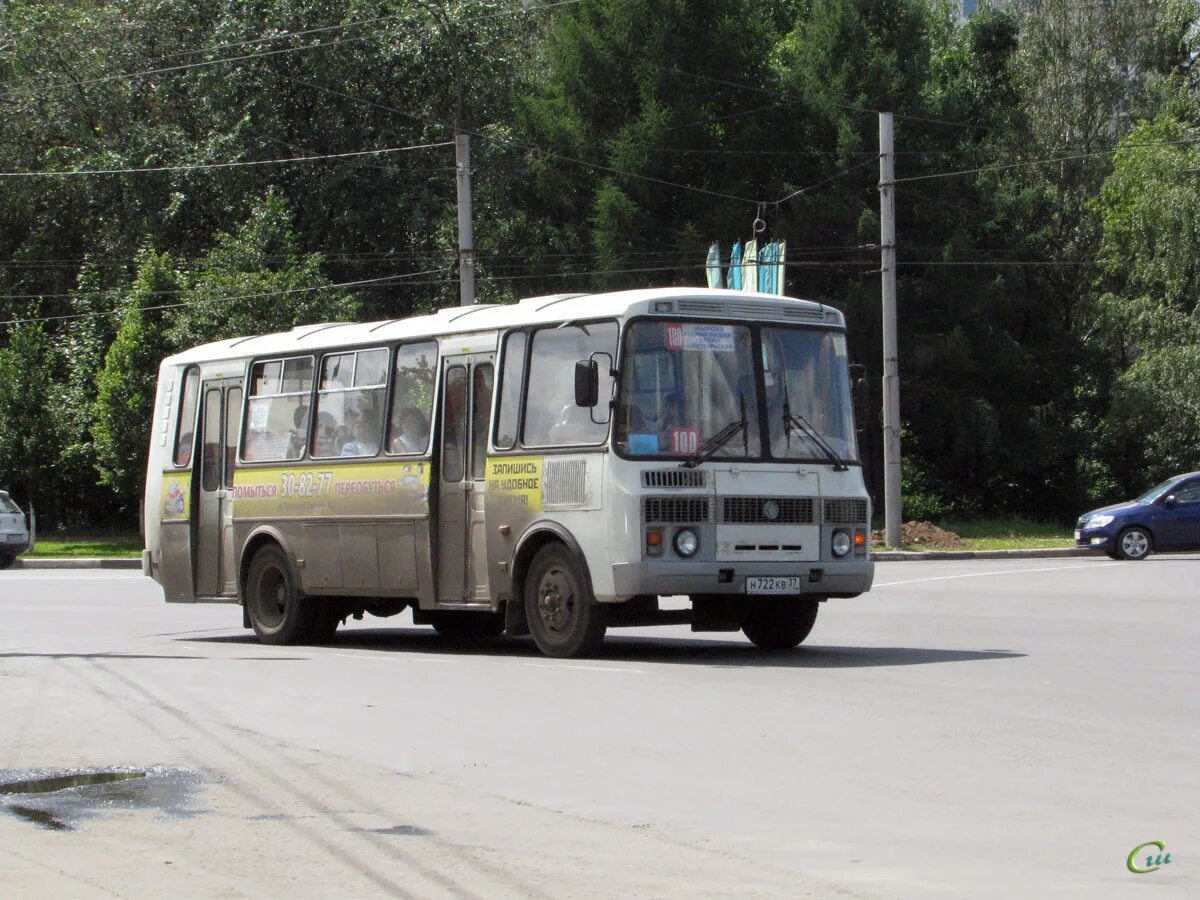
1076;472;1200;560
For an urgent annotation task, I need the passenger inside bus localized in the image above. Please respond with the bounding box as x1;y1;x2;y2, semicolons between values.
339;418;380;457
390;406;429;454
175;432;193;466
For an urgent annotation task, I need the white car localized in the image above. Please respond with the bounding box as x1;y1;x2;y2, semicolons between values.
0;491;30;569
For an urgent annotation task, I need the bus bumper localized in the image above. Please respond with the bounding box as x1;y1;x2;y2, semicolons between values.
608;559;874;602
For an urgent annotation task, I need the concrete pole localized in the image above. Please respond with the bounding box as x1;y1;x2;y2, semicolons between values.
879;112;902;548
455;125;476;306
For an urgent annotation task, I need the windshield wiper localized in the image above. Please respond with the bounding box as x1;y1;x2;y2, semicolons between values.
681;394;749;468
783;386;848;471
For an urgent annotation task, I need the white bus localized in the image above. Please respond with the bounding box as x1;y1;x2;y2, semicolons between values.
143;287;873;657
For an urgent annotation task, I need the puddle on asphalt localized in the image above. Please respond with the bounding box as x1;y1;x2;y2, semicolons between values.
0;766;206;831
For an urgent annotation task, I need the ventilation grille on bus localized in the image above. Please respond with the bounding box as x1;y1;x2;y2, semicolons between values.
722;497;815;525
543;458;588;508
643;497;710;524
823;498;869;525
642;469;707;488
676;299;824;321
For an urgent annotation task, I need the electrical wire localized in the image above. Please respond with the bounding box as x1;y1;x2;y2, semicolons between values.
0;141;455;178
0;269;450;326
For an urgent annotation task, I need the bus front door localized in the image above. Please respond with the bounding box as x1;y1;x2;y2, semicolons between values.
437;355;494;603
194;378;243;598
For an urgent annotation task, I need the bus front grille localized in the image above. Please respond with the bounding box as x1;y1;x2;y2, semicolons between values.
823;498;869;525
643;497;711;524
722;497;815;525
642;469;707;488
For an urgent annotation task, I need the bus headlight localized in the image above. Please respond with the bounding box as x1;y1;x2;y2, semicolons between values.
831;530;852;558
673;528;699;557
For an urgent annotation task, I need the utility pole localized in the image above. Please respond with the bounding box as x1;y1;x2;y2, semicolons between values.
879;112;902;548
455;123;476;306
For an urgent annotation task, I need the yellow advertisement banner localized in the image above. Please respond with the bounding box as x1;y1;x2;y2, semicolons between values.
231;460;430;518
485;456;543;512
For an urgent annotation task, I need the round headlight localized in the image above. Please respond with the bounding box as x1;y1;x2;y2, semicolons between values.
831;530;852;558
674;528;699;557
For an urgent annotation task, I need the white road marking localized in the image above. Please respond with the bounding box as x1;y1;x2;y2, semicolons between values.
525;663;647;675
874;561;1122;588
0;573;143;581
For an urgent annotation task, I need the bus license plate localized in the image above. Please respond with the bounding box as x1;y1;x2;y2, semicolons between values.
746;576;800;595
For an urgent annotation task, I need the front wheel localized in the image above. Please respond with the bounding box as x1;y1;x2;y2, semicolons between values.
1116;527;1152;561
245;545;321;644
742;597;819;650
524;544;606;658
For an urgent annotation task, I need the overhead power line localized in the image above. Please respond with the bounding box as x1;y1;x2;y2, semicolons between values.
0;140;454;178
0;269;450;326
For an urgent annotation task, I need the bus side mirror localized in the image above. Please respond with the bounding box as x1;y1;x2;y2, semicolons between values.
575;359;599;407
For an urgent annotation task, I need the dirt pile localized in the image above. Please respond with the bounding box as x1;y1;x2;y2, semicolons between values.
872;521;967;549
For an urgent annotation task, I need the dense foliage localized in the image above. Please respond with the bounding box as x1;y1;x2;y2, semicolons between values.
0;0;1197;528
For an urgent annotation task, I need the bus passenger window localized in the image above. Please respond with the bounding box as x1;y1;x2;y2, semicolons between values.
523;322;617;447
313;348;388;459
242;356;314;462
387;341;437;455
494;331;526;450
174;367;200;467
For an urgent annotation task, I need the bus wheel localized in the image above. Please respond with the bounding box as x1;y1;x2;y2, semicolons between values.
245;545;318;645
0;553;15;570
524;544;606;658
742;597;819;651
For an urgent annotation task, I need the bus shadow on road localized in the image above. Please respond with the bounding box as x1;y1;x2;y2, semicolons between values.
183;630;1024;669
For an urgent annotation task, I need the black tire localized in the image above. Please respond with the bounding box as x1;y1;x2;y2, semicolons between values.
524;543;606;658
0;553;15;570
244;545;321;645
742;597;819;650
431;611;504;644
1115;527;1152;561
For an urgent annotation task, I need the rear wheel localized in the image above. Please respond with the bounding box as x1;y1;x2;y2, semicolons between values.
524;544;606;658
1115;527;1152;561
742;597;819;650
245;545;321;645
0;553;15;570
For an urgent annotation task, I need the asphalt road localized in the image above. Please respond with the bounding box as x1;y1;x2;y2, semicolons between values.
0;558;1195;898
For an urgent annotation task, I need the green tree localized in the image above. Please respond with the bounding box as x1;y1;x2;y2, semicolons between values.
0;318;63;521
92;250;179;512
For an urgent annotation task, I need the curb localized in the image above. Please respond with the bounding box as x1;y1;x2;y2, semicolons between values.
14;558;141;570
872;547;1098;561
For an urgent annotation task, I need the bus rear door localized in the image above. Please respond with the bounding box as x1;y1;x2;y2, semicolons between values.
195;378;243;598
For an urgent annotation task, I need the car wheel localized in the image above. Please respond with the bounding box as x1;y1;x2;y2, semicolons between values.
245;545;321;644
742;597;820;650
1116;527;1152;561
524;543;606;658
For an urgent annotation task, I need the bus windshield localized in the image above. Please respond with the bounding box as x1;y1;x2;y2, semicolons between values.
615;320;857;463
762;327;858;463
615;320;761;459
